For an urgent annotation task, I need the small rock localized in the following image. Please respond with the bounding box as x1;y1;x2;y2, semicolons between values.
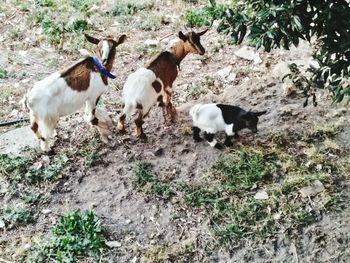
154;148;164;157
105;240;122;248
0;127;38;155
273;212;282;220
254;190;269;200
216;65;232;79
131;256;138;263
42;209;52;215
227;72;236;82
234;46;262;64
299;180;325;198
125;219;132;224
272;61;290;80
0;219;5;228
144;39;159;47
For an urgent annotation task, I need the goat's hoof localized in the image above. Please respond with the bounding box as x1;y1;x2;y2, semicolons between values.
137;133;147;141
224;141;233;147
214;143;224;150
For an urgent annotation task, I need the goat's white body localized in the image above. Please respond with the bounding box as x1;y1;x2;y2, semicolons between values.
190;104;234;135
26;70;107;150
122;67;166;117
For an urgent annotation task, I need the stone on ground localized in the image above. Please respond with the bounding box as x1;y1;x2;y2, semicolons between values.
0;126;38;155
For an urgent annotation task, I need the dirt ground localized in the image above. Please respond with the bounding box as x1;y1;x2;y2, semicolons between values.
0;0;349;262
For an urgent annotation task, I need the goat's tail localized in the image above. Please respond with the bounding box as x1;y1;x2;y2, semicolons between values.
189;104;202;120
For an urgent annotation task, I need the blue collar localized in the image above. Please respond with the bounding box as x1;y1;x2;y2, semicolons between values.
92;56;116;79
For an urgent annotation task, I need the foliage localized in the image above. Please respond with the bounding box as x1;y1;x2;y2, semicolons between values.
190;0;350;103
0;68;9;79
0;154;68;184
111;1;154;16
133;161;175;199
0;206;33;229
28;210;105;262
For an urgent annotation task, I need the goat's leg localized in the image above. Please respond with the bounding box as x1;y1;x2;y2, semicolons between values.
192;126;203;142
204;132;223;149
164;90;177;122
134;108;146;140
30;114;43;140
224;134;234;147
84;100;99;125
118;104;132;133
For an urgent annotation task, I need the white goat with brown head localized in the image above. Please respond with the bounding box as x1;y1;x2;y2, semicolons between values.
117;28;208;139
24;33;126;151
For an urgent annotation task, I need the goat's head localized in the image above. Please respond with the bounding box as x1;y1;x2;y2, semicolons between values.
85;34;127;66
241;110;267;133
178;28;208;55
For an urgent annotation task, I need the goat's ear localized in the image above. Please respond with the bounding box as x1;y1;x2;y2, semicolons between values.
179;31;188;41
114;34;127;46
254;110;267;117
85;34;100;45
197;28;209;36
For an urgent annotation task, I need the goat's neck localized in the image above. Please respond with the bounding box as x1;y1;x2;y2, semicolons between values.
170;40;188;64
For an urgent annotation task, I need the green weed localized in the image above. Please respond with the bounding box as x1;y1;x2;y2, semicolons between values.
133;161;155;187
212;150;277;192
20;191;40;204
0;206;33;229
111;1;154;17
136;13;163;31
0;153;68;184
28;210;105;262
71;0;95;12
0;69;8;79
133;161;175;199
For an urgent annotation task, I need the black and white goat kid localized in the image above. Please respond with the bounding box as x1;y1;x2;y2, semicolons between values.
190;103;266;148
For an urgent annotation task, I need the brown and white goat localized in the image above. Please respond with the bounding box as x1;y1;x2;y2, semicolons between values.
23;33;126;151
117;29;208;139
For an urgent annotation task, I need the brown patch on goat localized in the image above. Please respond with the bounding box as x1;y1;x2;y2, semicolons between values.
152;80;162;93
31;122;38;133
136;103;143;109
61;57;98;92
146;52;178;89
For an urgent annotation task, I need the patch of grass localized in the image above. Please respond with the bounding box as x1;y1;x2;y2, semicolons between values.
0;206;33;229
212;150;277;192
78;139;103;167
136;13;163;31
71;0;95;12
133;161;175;199
36;0;55;7
142;239;195;263
28;210;105;262
20;191;40;204
111;1;154;16
0;153;69;184
133;127;347;246
183;4;226;27
0;69;8;79
133;161;155;187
